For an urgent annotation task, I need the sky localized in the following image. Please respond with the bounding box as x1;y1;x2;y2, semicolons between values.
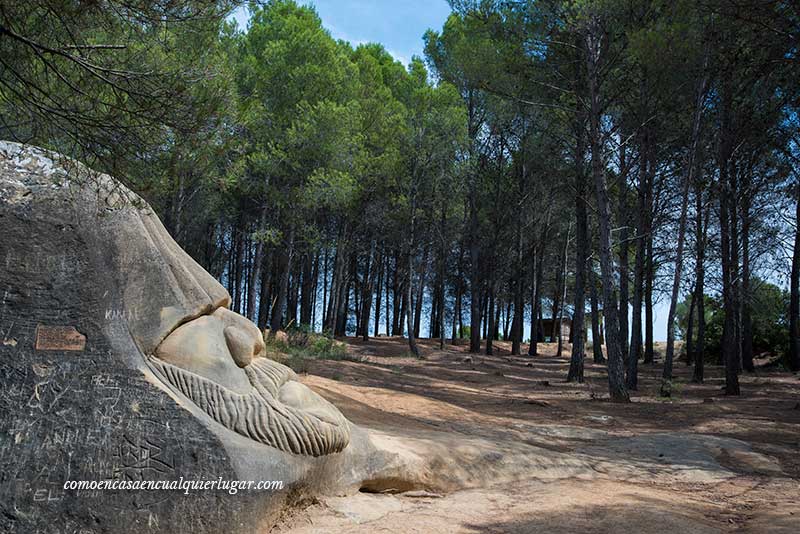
230;1;671;341
232;0;452;67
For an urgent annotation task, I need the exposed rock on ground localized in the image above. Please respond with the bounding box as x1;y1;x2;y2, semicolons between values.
272;336;800;533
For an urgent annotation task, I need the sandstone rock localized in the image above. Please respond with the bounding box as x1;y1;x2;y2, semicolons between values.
401;490;443;498
263;329;294;346
578;433;773;483
524;399;551;407
0;142;392;534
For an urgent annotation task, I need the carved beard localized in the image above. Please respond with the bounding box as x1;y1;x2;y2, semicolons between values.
146;357;350;457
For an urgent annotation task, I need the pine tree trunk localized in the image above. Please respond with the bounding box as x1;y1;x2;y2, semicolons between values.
585;18;629;401
529;274;537;356
321;248;329;328
438;261;446;349
398;280;406;335
335;257;351;336
789;177;800;372
454;241;463;341
617;151;630;362
590;268;605;364
270;228;294;333
568;136;588;382
567;174;589;383
257;251;272;330
406;174;420;356
430;280;438;339
643;132;656;365
243;234;252;316
495;300;503;342
325;247;337;333
230;229;240;313
392;250;402;335
226;227;235;298
326;234;348;335
512;290;523;355
550;272;561;343
360;241;377;341
511;180;524;355
740;193;754;372
288;261;300;327
311;253;319;332
685;285;696;366
662;68;707;396
385;253;392;337
353;256;361;336
405;252;419;356
628;133;648;389
730;169;743;375
413;247;429;339
247;206;268;321
529;245;544;356
374;248;384;337
718;88;740;395
300;251;314;327
556;224;570;358
644;228;655;364
486;286;495;356
692;178;708;383
720;178;740;395
482;290;489;340
469;198;482;353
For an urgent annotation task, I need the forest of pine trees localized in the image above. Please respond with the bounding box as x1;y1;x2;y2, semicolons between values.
2;0;798;402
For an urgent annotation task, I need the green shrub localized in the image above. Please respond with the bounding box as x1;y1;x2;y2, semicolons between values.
285;354;310;374
264;326;351;373
676;278;789;360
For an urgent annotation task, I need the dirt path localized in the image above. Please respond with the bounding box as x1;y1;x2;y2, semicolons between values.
273;337;800;533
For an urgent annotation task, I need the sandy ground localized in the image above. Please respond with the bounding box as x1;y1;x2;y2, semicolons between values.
272;337;800;533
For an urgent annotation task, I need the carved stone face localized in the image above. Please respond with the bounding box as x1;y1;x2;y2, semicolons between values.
0;141;350;457
147;306;351;457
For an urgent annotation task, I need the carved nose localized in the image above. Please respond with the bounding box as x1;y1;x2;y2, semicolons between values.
224;325;263;368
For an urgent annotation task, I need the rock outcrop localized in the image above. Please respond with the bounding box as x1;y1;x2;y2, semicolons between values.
0;142;388;534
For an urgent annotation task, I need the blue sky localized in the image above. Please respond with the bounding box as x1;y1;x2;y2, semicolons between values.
232;0;453;67
230;1;671;341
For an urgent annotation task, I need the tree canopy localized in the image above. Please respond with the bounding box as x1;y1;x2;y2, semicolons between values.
3;0;798;400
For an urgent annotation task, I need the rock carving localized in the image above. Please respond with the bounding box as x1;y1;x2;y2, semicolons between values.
0;141;349;456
